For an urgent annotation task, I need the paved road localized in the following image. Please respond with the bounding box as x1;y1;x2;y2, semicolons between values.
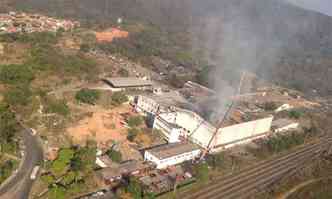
0;128;43;199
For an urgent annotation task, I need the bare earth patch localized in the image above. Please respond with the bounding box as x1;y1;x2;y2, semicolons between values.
67;105;131;145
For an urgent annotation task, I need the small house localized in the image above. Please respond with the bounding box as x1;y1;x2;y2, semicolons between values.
144;142;201;169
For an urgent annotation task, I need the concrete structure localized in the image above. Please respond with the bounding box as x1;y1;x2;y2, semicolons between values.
275;103;293;113
272;119;299;133
153;116;184;143
153;108;273;152
103;77;152;91
144;143;201;169
95;155;113;168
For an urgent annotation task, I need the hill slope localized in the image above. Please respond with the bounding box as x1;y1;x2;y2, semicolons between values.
5;0;332;95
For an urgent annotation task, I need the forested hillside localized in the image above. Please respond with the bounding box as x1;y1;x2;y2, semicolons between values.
4;0;332;96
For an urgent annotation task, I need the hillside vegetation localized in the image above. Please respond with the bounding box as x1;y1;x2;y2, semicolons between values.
5;0;332;96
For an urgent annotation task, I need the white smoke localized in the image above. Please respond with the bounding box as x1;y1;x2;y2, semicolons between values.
284;0;332;16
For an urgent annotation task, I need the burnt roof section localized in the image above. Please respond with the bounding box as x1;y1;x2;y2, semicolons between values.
146;142;200;160
103;77;152;88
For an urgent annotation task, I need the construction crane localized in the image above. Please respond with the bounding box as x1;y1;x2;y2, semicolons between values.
199;72;246;160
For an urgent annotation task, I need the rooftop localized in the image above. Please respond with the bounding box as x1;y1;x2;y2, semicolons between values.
103;77;153;88
97;160;153;180
139;91;190;108
147;142;200;160
272;119;297;128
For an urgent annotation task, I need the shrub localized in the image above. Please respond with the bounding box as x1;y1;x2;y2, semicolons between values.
75;89;100;105
111;92;128;105
48;185;66;199
206;152;225;169
4;85;32;106
127;116;143;127
79;43;91;53
288;110;303;119
127;177;143;199
51;148;75;176
28;45;97;78
127;128;139;142
0;103;18;143
44;99;70;116
194;162;209;183
263;102;278;111
106;149;122;163
265;133;305;154
0;160;16;184
0;64;34;85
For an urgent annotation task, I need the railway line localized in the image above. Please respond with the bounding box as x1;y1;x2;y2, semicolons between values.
179;138;332;199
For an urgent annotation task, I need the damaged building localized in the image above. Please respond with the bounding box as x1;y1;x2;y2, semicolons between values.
133;81;274;153
153;108;273;152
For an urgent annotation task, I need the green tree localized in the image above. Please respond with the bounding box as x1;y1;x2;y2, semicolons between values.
48;184;66;199
127;116;143;127
75;89;100;105
196;65;213;87
70;155;83;171
262;102;278;111
127;128;139;142
206;152;225;169
288;110;303;119
73;146;96;173
4;85;32;106
79;43;91;53
144;192;156;199
106;149;122;163
0;64;34;85
0;103;18;143
0;160;15;183
194;162;209;183
127;177;142;199
44;98;70;116
111;92;128;105
51;148;75;177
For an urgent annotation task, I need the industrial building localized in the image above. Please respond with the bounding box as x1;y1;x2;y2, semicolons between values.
134;91;188;116
144;142;201;169
103;77;153;91
271;119;299;133
153;108;273;152
134;91;274;153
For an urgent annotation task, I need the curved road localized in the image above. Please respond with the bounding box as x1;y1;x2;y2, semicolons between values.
0;128;43;199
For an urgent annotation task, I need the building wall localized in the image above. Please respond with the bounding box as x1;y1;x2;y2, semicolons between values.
144;149;201;169
135;95;159;115
213;116;274;148
153;117;183;143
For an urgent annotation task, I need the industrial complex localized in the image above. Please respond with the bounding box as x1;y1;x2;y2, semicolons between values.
91;74;307;194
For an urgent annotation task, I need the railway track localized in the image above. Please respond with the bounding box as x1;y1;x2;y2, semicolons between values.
179;138;332;199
